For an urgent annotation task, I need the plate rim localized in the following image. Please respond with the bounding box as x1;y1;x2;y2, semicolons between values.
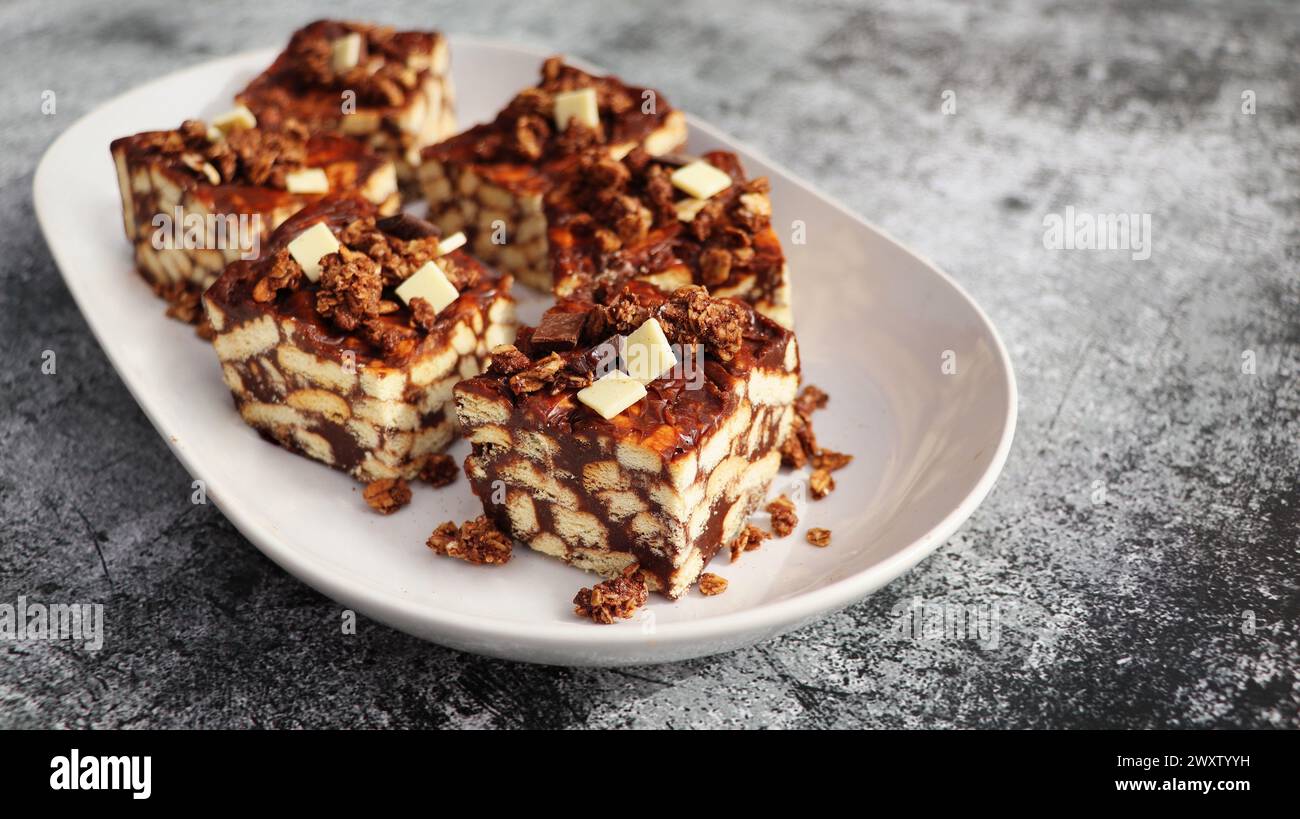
32;37;1018;658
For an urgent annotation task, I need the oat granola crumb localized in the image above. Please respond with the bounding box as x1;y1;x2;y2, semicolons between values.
363;477;410;514
782;383;834;468
781;411;820;469
573;563;648;624
655;285;747;362
766;495;799;538
160;286;204;325
698;573;729;596
795;384;830;417
506;352;565;394
602;291;652;334
806;528;832;547
809;468;835;499
425;521;458;553
426;516;513;565
408;296;440;332
252;249;303;303
194;315;216;341
419;454;459;488
813;448;853;472
315;247;385;332
730;523;771;562
780;429;809;469
487;344;533;376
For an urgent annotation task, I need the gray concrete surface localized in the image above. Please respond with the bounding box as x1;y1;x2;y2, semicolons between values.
1;0;1296;728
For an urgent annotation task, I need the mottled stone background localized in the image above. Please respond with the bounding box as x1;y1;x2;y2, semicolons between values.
1;0;1296;728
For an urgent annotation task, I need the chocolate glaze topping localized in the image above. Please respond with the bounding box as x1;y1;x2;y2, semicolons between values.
547;149;785;305
239;19;441;119
111;121;387;200
422;57;678;171
206;194;509;369
458;280;793;460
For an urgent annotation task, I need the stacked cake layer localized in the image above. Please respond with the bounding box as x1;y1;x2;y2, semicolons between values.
204;195;515;481
455;283;799;597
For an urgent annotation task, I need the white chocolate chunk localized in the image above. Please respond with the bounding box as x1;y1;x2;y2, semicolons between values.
671;161;732;200
285;168;329;194
286;221;340;283
674;197;709;222
332;33;363;72
436;231;467;256
554;87;599;131
577;371;647;420
624;318;677;384
212;105;257;134
395;260;459;313
206;125;224;142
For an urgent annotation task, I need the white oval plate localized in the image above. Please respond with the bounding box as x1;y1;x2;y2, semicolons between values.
33;37;1016;666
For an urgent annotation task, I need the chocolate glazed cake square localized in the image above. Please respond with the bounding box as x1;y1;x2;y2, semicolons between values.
455;282;799;598
237;19;456;186
204;194;515;482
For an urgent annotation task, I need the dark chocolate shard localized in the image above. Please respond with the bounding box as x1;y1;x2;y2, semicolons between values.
377;213;440;241
531;309;590;352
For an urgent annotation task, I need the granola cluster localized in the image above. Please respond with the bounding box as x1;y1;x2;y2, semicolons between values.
553;149;774;298
153;282;216;339
780;385;853;502
482;341;592;396
654;285;748;362
315;248;386;331
809;467;835;499
286;23;422;106
503;352;565;394
572;564;648;624
138;118;311;189
726;488;836;575
155;281;202;323
342;214;479;288
486;344;534;376
604;285;750;362
813;448;853;472
426;516;513;565
218;122;311;187
252;250;303;303
418;454;460;488
698;573;729;596
552;153;655;252
483;283;752;404
729;523;771;562
419;453;459;488
806;528;832;548
766;495;799;537
477;56;653;162
363;477;411;514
